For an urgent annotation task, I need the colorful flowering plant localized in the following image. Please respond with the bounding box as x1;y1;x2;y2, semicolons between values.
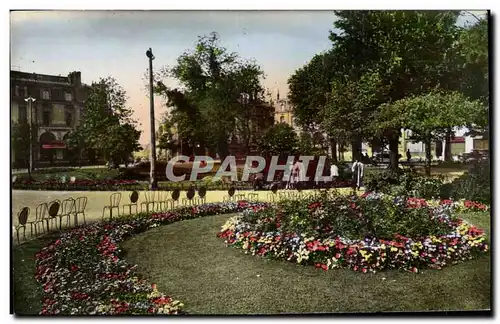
34;201;268;315
218;192;489;274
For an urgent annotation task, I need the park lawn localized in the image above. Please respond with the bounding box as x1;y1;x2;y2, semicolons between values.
12;233;60;315
412;165;469;181
122;212;491;315
12;211;490;315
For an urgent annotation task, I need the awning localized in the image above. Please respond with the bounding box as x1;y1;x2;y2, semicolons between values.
42;141;66;149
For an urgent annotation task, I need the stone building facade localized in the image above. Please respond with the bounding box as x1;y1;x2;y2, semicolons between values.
10;70;86;167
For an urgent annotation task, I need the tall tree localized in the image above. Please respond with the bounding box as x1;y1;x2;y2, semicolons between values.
374;90;486;175
67;77;142;166
288;50;339;161
329;10;461;169
155;32;265;161
257;123;299;158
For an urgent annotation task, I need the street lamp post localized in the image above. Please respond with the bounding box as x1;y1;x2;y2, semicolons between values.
24;96;36;173
146;48;158;190
240;93;250;154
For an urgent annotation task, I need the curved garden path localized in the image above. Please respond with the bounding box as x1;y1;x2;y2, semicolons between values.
122;214;490;315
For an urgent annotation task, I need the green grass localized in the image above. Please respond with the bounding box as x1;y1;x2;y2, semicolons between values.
12;233;59;315
122;212;491;314
12;212;490;315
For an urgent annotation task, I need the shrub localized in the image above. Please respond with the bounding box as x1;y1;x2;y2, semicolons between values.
451;160;490;204
364;169;402;193
255;193;451;240
336;163;353;181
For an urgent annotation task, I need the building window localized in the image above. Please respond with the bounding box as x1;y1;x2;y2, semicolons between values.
41;89;50;100
15;85;19;97
24;86;28;97
65;92;73;102
43;104;51;126
18;105;27;123
65;106;73;126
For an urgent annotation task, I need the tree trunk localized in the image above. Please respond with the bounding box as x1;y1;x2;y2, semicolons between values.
371;138;382;156
444;128;452;162
329;137;338;163
388;133;400;170
351;138;362;162
424;137;432;176
217;136;230;162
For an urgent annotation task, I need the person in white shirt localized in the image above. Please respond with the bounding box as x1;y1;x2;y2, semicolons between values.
330;164;339;184
351;160;364;190
285;159;295;189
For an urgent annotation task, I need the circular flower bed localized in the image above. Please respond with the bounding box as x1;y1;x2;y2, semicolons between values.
217;192;489;273
34;201;268;315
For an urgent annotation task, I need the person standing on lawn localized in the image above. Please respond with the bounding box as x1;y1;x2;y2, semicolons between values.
351;160;364;191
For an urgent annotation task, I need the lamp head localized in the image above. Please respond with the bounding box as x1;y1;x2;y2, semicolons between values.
146;48;154;60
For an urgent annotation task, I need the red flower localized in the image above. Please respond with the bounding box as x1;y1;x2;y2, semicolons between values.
335;253;341;259
320;264;328;271
70;265;79;272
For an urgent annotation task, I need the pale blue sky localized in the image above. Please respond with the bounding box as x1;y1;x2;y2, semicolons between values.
11;10;337;143
10;10;485;144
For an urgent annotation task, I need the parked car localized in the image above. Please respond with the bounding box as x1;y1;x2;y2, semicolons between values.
459;150;489;163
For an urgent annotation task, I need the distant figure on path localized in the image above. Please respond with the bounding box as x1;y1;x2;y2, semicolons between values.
406;149;412;162
285;159;295;189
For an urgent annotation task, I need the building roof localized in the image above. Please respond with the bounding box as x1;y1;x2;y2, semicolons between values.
10;70;77;86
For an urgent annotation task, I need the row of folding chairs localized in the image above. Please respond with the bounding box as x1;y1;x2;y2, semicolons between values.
14;197;87;244
101;189;209;221
222;187;260;202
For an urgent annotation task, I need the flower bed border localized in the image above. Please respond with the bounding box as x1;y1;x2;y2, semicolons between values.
12;180;353;191
34;201;268;315
217;194;489;274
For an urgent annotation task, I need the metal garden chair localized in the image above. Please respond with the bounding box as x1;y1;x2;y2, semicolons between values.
122;191;139;215
197;187;207;205
168;189;181;209
155;191;169;211
74;196;88;225
140;191;156;213
45;200;60;232
58;198;75;229
223;187;236;202
102;193;121;221
182;188;196;206
14;207;30;244
34;202;48;234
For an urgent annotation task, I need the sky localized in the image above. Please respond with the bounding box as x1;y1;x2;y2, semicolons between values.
10;10;487;144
